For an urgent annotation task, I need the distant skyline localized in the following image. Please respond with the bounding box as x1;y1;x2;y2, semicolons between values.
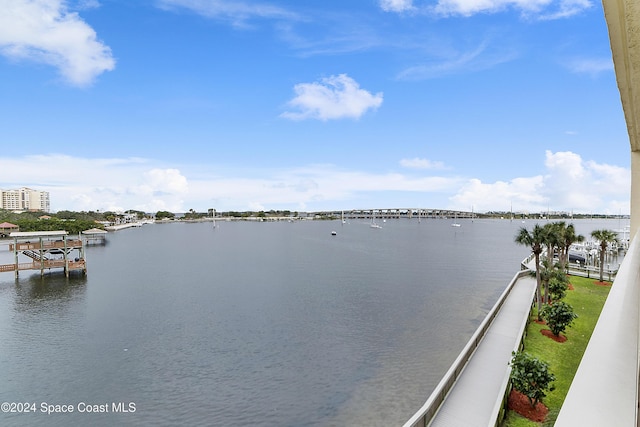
0;0;631;215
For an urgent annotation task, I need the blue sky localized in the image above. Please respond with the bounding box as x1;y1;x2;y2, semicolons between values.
0;0;631;214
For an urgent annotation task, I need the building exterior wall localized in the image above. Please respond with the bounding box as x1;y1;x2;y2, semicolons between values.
0;187;50;213
603;0;640;239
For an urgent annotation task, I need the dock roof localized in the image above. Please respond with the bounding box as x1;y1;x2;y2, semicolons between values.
10;230;68;238
82;228;108;235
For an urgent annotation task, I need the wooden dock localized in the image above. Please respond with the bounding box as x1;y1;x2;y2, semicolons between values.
0;230;87;278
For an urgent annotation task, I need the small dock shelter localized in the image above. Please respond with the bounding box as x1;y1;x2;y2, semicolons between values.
82;227;108;245
0;222;19;238
0;231;86;278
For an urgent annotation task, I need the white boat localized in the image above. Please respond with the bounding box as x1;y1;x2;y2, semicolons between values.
211;209;218;229
568;244;588;264
451;212;461;227
370;210;382;229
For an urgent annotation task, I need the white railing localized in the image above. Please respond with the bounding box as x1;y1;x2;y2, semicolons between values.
565;263;617;281
402;270;531;427
521;252;536;269
554;230;640;426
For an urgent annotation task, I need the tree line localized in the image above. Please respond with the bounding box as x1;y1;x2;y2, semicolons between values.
0;209;148;234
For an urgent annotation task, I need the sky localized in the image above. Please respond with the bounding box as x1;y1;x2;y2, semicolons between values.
0;0;631;215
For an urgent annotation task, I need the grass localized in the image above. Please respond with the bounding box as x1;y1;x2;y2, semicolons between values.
501;275;612;427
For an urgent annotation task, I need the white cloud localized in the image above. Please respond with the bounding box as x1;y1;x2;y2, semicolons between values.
383;0;593;19
157;0;297;28
564;57;614;77
0;155;187;213
380;0;415;13
400;157;447;170
536;0;593;20
76;0;101;10
544;150;586;180
432;0;547;16
0;0;115;86
144;169;189;194
542;150;629;213
397;39;517;80
281;74;383;121
450;176;546;212
450;150;630;214
0;151;629;215
187;164;461;211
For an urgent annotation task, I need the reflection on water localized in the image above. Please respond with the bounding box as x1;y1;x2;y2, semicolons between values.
14;273;87;303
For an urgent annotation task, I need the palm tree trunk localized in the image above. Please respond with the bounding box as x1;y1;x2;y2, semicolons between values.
544;279;550;304
535;253;542;320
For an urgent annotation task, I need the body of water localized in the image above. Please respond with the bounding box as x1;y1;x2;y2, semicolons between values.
0;218;623;426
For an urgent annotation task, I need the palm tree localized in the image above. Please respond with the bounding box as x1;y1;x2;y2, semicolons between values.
590;229;619;282
560;224;584;268
541;222;563;301
542;222;563;265
539;258;562;304
515;224;545;319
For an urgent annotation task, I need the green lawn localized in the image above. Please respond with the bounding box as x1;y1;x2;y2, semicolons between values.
501;275;612;427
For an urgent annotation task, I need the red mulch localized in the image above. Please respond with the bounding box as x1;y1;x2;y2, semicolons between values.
534;319;546;325
541;329;567;343
508;389;549;422
593;281;612;286
568;284;575;290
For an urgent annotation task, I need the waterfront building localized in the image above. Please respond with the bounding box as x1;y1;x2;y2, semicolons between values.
0;187;50;212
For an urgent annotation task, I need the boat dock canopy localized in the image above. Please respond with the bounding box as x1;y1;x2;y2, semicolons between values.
81;228;108;244
82;228;108;235
10;230;68;238
2;230;86;278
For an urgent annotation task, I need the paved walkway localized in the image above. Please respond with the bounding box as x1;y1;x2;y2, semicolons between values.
428;275;537;427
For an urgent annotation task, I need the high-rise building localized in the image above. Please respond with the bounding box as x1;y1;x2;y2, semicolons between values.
0;187;50;212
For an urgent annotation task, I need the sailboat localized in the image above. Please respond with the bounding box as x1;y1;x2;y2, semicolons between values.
370;210;382;229
212;209;218;229
451;212;461;227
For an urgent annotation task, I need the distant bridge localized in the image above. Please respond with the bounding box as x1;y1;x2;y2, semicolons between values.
314;209;476;220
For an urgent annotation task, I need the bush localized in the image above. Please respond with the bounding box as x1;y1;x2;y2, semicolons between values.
548;275;569;301
541;301;578;336
509;351;556;408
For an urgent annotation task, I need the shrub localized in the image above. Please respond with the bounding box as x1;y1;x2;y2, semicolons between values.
548;274;569;301
509;351;556;408
541;301;578;336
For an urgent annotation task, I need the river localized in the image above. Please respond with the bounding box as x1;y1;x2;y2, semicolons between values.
0;218;623;426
